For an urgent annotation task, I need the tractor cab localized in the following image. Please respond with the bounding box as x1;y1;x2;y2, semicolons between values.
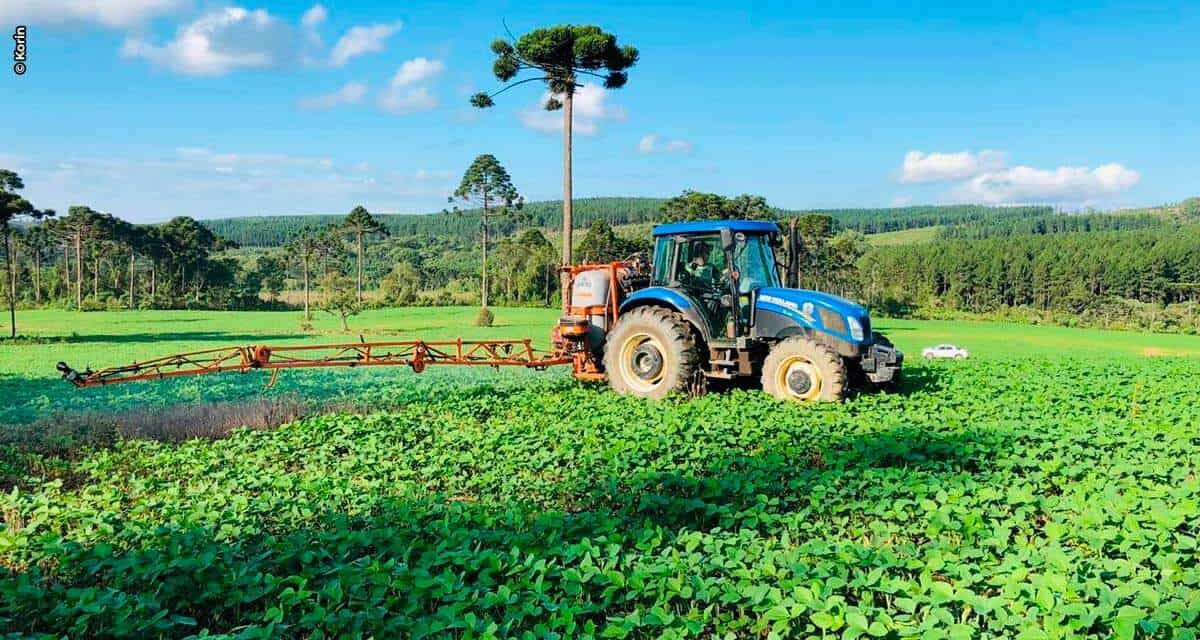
584;218;902;402
646;220;781;341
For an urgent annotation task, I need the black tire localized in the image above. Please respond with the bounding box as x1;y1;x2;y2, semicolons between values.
603;306;700;400
760;336;848;402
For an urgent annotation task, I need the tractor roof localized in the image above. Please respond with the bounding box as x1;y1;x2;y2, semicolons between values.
651;220;780;237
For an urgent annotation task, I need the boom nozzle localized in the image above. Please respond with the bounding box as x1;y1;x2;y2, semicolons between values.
57;361;84;386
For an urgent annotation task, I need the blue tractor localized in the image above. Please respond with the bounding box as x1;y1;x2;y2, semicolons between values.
560;219;902;402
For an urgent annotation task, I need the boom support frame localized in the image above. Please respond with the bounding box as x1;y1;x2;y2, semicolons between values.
57;338;571;388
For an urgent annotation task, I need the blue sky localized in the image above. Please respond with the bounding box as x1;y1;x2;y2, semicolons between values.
1;0;1196;222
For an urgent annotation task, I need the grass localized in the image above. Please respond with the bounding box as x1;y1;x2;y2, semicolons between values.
866;225;942;245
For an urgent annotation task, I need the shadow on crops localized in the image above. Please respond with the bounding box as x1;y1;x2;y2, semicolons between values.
1;426;994;638
891;363;947;395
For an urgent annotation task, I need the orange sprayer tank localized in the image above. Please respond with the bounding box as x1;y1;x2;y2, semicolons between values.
570;268;612;347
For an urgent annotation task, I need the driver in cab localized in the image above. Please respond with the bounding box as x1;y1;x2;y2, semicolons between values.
685;242;722;291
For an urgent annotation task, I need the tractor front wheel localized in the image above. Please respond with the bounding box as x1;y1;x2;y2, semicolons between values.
603;306;699;400
761;337;848;402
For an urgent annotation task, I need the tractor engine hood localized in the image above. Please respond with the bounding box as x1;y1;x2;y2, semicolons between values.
753;287;872;344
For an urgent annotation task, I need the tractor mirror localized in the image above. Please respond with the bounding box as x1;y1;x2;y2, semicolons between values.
720;228;734;250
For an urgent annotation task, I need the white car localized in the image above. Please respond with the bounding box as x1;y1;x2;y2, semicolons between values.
922;344;969;360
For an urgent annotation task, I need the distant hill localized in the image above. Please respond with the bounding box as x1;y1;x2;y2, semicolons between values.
200;198;1072;247
201;197;668;247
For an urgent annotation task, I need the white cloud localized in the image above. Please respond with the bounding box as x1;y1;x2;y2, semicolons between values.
300;4;327;29
328;21;402;67
951;163;1141;204
299;3;326;50
389;57;445;87
298;81;368;110
898;150;1006;184
173;146;334;172
9;150;459;221
121;7;296;76
378;87;437;114
638;134;693;154
520;83;626;136
118;5;399;75
890;195;914;207
376;58;444;115
0;0;188;28
414;169;453;181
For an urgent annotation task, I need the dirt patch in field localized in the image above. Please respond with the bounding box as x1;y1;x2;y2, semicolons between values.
1142;347;1174;357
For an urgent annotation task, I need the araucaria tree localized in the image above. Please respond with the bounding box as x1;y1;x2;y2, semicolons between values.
56;206;102;309
450;154;522;309
471;25;638;303
285;226;321;320
342;206;389;303
0;169;54;337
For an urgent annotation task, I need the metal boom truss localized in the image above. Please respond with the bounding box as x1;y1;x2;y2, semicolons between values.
57;338;571;388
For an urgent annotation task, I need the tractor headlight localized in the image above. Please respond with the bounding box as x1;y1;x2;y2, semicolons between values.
847;316;864;341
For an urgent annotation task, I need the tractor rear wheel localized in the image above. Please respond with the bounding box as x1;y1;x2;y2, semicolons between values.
603;306;699;400
761;336;847;402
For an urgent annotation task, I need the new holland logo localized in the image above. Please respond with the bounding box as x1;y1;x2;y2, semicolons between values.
760;295;816;324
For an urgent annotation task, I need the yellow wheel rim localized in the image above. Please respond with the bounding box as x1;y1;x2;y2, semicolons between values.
618;331;667;394
775;355;823;401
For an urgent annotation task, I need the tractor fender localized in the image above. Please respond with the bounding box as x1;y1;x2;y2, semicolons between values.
619;287;715;344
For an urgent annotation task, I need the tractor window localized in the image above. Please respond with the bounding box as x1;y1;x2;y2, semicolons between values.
651;237;672;285
675;235;726;293
733;233;780;293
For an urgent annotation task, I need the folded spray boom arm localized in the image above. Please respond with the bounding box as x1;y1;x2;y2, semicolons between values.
57;338;572;388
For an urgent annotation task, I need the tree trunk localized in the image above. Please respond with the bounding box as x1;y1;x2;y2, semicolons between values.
32;249;41;304
340;311;349;332
303;255;311;320
481;196;489;309
74;233;82;310
5;230;15;338
92;256;99;299
356;231;364;303
560;87;574;310
128;249;135;309
150;263;156;299
62;243;70;306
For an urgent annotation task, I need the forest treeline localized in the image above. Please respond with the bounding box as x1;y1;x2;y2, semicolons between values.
201;199;1065;247
4;163;1200;335
859;226;1200;333
202;198;669;248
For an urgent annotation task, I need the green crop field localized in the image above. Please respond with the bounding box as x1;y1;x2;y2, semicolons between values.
3;308;1199;424
3;309;1200;638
